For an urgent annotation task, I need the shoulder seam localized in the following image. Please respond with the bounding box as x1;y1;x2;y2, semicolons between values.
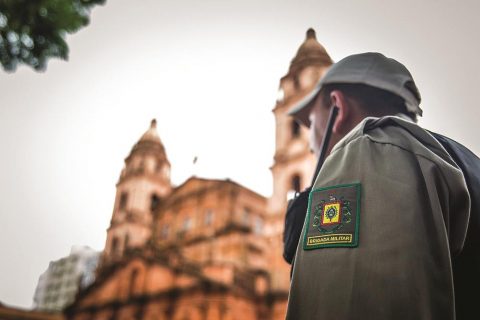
332;132;457;172
332;134;455;237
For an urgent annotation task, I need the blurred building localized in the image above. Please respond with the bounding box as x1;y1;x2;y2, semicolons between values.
33;246;100;312
65;29;332;320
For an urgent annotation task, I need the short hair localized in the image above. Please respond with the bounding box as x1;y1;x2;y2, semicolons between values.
319;83;418;122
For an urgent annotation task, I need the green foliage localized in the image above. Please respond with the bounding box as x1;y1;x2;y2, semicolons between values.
0;0;105;72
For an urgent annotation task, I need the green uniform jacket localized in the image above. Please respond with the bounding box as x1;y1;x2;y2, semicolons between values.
286;116;471;320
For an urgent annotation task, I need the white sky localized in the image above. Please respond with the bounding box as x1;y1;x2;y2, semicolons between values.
1;0;479;309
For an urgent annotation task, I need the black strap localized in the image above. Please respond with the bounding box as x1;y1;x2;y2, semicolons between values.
283;106;339;266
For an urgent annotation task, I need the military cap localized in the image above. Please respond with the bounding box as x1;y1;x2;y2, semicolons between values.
289;52;422;126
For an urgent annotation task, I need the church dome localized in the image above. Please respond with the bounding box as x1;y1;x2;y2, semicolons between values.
127;119;168;162
289;28;333;74
139;119;161;143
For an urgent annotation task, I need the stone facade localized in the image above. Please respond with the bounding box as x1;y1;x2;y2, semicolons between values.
65;29;332;320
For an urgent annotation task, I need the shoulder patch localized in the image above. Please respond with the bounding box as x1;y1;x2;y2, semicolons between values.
303;183;361;250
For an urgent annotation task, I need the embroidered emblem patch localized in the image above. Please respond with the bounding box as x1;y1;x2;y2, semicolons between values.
303;183;361;250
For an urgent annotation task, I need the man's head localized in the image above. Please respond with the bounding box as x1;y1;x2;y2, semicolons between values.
289;52;422;157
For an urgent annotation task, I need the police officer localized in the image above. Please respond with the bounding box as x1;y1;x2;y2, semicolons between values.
285;52;479;320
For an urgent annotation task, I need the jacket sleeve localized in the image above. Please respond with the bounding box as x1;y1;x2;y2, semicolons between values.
286;133;470;320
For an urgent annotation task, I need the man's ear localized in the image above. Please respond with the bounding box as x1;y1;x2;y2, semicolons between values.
330;90;350;134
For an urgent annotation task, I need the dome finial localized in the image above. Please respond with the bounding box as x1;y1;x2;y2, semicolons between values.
288;27;333;74
137;119;161;143
306;28;316;40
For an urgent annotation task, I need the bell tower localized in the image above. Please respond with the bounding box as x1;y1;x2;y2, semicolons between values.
103;119;172;263
269;28;333;215
265;29;333;294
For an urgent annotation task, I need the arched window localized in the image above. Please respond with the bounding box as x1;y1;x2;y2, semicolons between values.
243;208;250;225
129;268;139;297
291;120;301;139
111;237;119;256
293;76;301;90
254;216;263;234
204;210;214;226
138;158;145;173
291;174;301;193
182;216;193;231
119;192;128;210
150;194;160;212
124;233;130;250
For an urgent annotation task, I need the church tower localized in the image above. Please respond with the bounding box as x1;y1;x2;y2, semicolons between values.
264;29;333;295
269;28;333;215
103;119;172;263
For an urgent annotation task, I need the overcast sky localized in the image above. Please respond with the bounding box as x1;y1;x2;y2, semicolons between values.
1;0;479;309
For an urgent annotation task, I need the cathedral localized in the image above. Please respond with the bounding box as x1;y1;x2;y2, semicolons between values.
64;29;332;320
